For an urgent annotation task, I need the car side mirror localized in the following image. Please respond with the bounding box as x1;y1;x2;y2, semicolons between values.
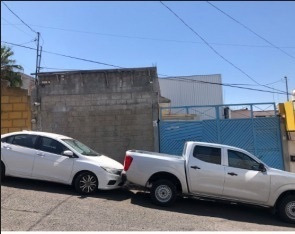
258;163;266;172
62;150;74;157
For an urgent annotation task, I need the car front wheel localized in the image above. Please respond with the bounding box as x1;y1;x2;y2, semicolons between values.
74;172;98;195
278;195;295;224
150;179;177;207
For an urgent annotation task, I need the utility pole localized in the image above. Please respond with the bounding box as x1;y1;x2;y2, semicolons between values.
34;32;42;131
35;32;40;85
38;46;42;74
285;76;289;101
34;32;43;101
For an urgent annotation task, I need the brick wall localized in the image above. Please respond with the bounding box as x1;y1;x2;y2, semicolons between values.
32;67;159;163
1;81;32;134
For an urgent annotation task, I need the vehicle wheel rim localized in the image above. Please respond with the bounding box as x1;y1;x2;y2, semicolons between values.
79;175;97;193
155;185;172;203
285;201;295;220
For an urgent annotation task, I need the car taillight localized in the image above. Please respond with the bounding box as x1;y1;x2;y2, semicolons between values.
124;155;133;171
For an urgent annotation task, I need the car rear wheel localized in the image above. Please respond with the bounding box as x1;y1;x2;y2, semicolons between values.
74;172;98;195
278;195;295;224
150;179;177;206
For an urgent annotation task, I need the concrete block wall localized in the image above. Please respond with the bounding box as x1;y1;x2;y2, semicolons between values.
1;81;32;134
32;67;159;163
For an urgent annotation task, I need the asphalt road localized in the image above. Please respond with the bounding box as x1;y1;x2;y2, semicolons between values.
1;177;294;231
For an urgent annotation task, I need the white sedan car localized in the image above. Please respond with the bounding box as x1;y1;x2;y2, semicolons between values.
1;131;124;194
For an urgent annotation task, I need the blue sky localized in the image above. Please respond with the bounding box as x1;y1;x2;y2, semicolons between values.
1;1;294;104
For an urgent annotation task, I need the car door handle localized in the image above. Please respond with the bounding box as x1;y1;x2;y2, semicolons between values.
228;172;238;176
191;166;201;170
3;145;11;150
36;152;45;156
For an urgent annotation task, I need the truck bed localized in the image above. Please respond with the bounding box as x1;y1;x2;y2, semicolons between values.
127;150;182;158
125;150;189;193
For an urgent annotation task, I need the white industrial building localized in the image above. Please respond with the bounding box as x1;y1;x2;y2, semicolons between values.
159;74;223;106
159;74;224;120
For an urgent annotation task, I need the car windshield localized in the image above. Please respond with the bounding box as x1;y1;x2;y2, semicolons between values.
62;139;101;156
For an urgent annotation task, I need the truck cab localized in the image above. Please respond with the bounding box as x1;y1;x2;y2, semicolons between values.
184;141;270;205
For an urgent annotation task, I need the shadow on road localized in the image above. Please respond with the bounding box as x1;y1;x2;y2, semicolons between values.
130;191;295;229
1;177;134;201
2;177;294;228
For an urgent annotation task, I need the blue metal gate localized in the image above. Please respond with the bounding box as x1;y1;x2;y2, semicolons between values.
159;103;284;170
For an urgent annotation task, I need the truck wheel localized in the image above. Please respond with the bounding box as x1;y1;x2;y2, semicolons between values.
150;179;177;207
74;172;98;195
278;195;295;224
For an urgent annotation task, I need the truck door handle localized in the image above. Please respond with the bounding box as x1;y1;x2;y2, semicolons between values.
191;166;201;170
228;172;238;176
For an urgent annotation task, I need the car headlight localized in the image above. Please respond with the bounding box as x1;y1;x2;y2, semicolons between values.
101;167;122;175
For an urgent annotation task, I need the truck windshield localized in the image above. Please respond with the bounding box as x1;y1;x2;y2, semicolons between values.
62;139;101;156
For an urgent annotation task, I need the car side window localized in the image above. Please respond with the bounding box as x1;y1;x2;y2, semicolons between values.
193;146;221;165
2;136;16;144
38;137;69;155
10;134;38;149
228;150;260;171
6;136;14;144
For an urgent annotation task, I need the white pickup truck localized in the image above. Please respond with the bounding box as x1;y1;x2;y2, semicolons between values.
123;141;295;223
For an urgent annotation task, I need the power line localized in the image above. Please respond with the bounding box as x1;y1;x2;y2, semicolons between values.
1;15;291;91
2;38;36;48
1;2;42;80
158;72;283;87
2;40;290;96
2;22;295;49
1;17;35;38
265;79;284;86
1;41;124;69
206;1;295;60
160;76;289;95
2;2;43;111
40;67;266;86
40;66;81;71
159;1;259;85
19;39;37;46
2;2;37;34
159;1;287;95
43;51;123;69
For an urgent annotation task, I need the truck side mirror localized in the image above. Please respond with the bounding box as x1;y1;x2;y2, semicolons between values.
258;163;266;172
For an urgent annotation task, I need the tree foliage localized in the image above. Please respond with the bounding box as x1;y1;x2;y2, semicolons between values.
1;45;23;87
